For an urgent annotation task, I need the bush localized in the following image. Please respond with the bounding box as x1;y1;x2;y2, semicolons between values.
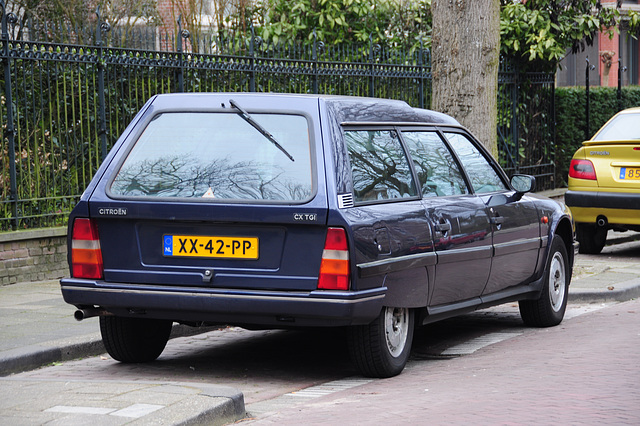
555;86;640;186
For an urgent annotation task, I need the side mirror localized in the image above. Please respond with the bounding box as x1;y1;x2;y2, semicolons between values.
511;174;536;194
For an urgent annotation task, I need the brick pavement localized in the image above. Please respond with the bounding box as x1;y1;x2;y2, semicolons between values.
243;298;640;424
12;327;354;405
5;300;638;424
0;232;639;423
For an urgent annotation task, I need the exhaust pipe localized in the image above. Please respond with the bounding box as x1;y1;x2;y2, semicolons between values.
596;216;608;228
74;308;111;321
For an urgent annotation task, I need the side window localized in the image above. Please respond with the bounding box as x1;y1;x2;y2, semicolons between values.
345;129;418;202
444;132;507;194
402;131;469;197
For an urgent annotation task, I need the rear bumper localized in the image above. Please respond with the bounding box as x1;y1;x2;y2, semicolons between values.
565;190;640;225
60;279;385;327
565;190;640;209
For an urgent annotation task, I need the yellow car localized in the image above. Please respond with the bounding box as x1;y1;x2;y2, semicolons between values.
565;107;640;254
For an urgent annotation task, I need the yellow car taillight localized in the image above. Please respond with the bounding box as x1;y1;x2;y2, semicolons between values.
569;159;597;180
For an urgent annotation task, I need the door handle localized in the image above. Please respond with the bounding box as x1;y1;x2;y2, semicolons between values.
490;216;505;225
434;222;451;233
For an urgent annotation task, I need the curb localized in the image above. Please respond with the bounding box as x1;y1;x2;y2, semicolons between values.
179;383;247;425
0;324;220;377
0;378;247;425
0;334;103;377
569;279;640;304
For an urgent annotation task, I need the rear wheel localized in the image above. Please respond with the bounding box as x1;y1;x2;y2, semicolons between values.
100;316;172;363
576;223;607;254
347;307;414;378
519;235;569;327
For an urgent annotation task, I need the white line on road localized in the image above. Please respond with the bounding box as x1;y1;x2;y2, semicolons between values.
441;332;523;356
247;377;374;416
564;303;609;320
288;378;373;398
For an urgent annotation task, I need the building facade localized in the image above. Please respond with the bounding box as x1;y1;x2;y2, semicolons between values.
556;0;640;87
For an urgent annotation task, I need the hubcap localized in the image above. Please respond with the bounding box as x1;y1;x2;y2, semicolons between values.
548;251;566;312
384;307;409;358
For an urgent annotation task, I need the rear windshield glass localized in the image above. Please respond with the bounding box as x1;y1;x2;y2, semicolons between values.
593;113;640;141
110;112;313;202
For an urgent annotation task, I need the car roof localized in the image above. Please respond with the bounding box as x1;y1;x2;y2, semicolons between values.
321;96;460;126
148;93;460;127
617;107;640;114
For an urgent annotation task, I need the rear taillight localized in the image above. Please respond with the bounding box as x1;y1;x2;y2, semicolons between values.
71;218;104;279
318;227;350;290
569;159;597;180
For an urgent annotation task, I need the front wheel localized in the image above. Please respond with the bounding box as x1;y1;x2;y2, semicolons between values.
519;235;569;327
347;307;414;378
100;316;172;363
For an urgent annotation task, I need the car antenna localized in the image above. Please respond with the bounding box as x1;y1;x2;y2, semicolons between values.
228;99;295;162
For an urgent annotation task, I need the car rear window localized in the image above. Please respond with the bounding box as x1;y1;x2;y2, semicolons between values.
593;113;640;141
110;112;313;202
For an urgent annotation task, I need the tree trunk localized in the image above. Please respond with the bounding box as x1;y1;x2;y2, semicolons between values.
431;0;500;157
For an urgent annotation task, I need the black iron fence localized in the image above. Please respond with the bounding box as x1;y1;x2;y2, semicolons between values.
1;8;555;231
497;61;556;190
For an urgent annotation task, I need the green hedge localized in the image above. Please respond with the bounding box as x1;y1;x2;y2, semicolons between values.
555;86;640;186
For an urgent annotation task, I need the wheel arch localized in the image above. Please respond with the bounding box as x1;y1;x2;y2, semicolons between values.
381;267;430;309
550;216;575;280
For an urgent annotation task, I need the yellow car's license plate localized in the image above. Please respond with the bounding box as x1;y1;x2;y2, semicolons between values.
163;235;259;259
619;167;640;180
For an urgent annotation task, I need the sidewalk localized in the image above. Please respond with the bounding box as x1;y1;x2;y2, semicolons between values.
0;231;638;424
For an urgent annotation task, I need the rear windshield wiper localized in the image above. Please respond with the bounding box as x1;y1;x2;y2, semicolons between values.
229;99;295;162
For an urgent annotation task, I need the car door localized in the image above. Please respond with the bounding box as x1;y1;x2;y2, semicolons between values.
341;127;434;308
401;130;492;307
442;131;541;296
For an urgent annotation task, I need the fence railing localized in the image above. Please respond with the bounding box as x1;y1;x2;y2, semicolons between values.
1;8;555;231
497;61;556;190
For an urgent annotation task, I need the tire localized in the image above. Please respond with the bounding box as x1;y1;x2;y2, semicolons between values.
519;235;569;327
100;316;172;363
347;307;414;378
576;223;607;254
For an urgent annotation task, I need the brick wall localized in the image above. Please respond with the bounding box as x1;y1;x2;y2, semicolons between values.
0;228;69;286
599;31;619;87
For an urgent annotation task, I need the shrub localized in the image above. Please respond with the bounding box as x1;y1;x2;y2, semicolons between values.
555;86;640;186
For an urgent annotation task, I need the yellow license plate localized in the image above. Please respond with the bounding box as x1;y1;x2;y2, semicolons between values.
619;167;640;180
164;235;258;259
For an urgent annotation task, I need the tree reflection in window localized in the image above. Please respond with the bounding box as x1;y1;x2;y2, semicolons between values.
402;131;469;197
112;155;310;200
110;112;312;201
444;133;507;194
345;130;417;202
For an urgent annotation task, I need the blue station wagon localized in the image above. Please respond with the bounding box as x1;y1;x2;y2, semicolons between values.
61;93;576;378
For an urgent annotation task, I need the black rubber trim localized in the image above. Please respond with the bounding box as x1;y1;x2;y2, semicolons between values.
357;251;437;278
565;190;640;210
60;279;386;326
